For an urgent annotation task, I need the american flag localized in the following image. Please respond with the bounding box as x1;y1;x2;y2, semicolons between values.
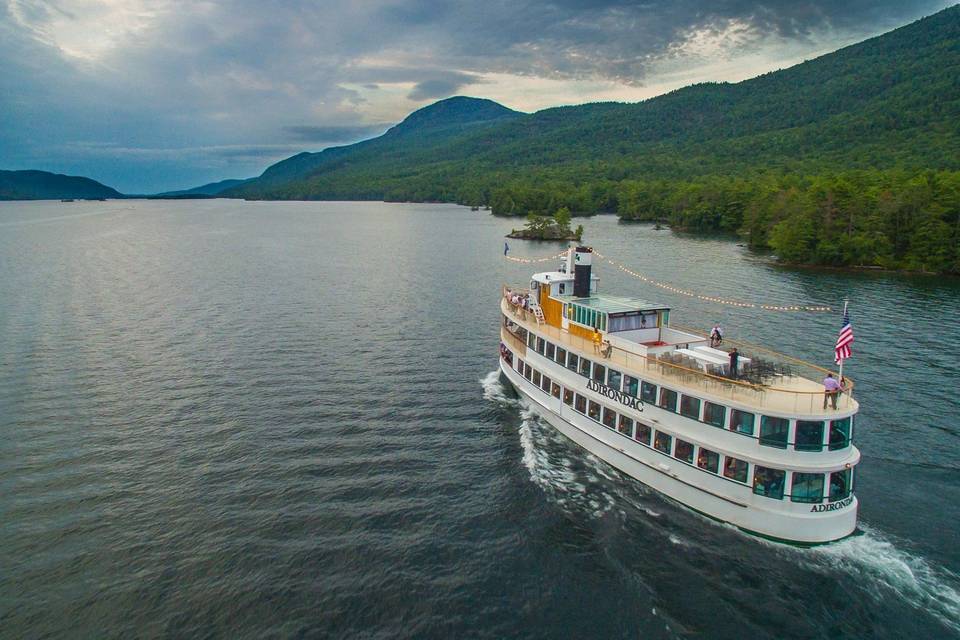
835;308;854;364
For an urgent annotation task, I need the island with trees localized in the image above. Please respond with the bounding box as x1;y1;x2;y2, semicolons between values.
507;207;584;241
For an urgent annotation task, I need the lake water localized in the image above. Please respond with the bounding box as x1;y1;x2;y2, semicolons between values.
1;199;959;639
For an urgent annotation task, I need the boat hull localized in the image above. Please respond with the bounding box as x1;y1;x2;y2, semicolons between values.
499;358;858;545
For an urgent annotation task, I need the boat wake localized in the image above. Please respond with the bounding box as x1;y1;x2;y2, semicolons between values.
480;369;520;408
804;525;960;633
517;407;619;519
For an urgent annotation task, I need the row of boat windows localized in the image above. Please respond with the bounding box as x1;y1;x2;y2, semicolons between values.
515;357;853;504
524;331;852;451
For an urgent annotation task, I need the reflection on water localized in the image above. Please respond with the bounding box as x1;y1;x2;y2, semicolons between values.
1;200;958;639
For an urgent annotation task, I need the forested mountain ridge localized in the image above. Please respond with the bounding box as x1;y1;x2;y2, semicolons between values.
228;6;960;273
229;97;522;195
0;170;122;200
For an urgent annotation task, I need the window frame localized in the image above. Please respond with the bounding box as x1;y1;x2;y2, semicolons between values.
759;415;790;449
635;423;652;445
723;456;749;483
791;472;825;504
653;431;672;454
697;447;720;474
658;388;678;413
679;395;701;420
730;409;756;435
674;438;695;464
795;420;825;452
753;466;786;500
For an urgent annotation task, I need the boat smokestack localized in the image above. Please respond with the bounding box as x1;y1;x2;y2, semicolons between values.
573;246;592;297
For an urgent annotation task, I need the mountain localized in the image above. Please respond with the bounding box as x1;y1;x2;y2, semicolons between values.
0;170;122;201
155;178;252;197
229;96;523;196
226;6;960;273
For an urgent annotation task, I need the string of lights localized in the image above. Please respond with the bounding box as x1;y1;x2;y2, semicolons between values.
503;249;832;312
502;250;568;264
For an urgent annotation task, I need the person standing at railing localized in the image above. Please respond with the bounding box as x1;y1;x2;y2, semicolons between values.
823;373;841;410
728;348;739;378
593;327;602;354
710;324;723;347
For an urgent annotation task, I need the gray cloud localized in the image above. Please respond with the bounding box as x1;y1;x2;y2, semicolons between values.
283;124;389;142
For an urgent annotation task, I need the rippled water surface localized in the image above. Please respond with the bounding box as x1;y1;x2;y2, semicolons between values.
2;200;959;639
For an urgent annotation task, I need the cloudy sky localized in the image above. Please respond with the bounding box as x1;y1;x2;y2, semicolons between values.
0;0;953;193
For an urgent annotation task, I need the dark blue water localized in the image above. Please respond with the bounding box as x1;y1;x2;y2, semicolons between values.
1;200;958;639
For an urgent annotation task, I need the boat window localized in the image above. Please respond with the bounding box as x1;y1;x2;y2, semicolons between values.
795;421;825;452
607;369;622;391
623;375;639;397
704;402;726;428
829;469;851;501
723;457;748;483
527;332;536;349
602;407;617;429
588;400;602;421
541;375;551;392
760;416;789;449
579;358;592;378
536;337;546;355
658;388;678;413
635;423;652;445
641;381;657;404
654;431;672;454
556;347;567;365
559;283;565;294
618;415;633;437
791;473;824;503
730;409;755;435
566;353;579;372
592;363;606;383
516;358;524;373
575;394;587;413
829;417;852;450
674;439;694;464
563;389;574;405
753;466;785;499
546;342;556;360
551;383;562;399
524;364;532;380
697;448;720;473
533;370;541;387
680;395;701;420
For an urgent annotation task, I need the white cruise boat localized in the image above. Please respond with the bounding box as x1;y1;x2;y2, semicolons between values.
499;246;859;545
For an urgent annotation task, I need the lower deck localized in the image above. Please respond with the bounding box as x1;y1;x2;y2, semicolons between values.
499;355;859;544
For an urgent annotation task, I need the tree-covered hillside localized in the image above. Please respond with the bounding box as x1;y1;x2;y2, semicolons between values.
0;170;122;201
229;6;960;273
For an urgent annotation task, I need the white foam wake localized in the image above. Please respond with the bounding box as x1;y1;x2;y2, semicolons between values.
480;369;519;407
808;525;960;633
517;406;618;519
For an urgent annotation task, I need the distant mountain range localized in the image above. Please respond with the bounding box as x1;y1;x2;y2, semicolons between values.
0;170;122;201
220;6;960;205
154;178;252;198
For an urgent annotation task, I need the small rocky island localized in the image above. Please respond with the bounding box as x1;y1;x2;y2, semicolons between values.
507;207;583;241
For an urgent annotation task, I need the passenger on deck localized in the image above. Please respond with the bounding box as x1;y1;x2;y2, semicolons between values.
592;327;602;353
601;339;612;359
823;373;841;410
710;324;723;347
728;348;739;379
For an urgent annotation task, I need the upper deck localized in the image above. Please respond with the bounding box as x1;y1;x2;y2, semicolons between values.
501;294;857;419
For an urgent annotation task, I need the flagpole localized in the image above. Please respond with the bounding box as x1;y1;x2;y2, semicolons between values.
838;299;849;383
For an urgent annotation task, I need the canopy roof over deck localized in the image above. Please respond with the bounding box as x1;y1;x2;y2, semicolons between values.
552;294;669;315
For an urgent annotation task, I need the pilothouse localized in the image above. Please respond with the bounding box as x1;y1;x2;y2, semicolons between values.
499;246;859;544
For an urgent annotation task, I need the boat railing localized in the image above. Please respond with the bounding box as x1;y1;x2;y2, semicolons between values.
501;296;855;415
